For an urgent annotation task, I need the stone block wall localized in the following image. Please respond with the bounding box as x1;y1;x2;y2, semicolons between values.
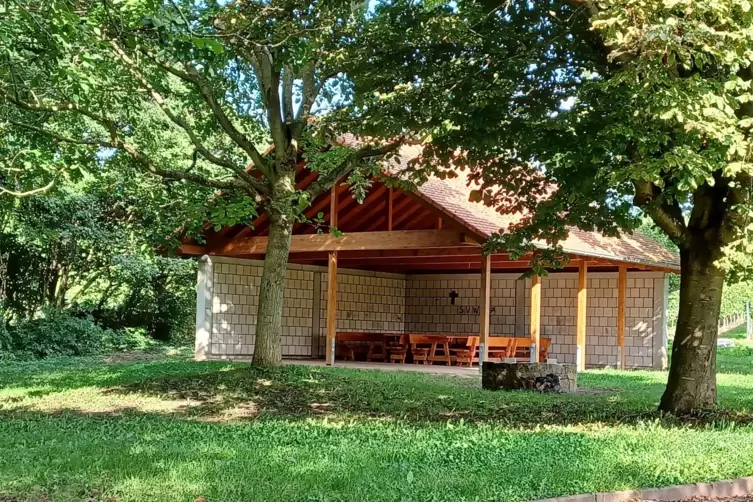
403;271;665;368
522;272;664;368
315;270;407;357
194;257;667;369
198;257;406;360
207;259;314;358
404;275;517;335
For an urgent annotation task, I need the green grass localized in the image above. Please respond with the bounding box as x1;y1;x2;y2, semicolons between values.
2;349;753;502
722;323;751;340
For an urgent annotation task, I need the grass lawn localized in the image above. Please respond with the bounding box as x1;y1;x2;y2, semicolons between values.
2;348;753;502
723;323;751;340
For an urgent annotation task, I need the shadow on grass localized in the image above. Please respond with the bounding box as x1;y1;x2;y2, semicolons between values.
3;349;753;428
0;356;242;398
5;363;753;428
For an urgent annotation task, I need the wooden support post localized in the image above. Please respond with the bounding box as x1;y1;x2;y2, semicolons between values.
617;265;627;369
311;272;322;358
437;217;443;229
530;274;541;363
577;261;588;371
479;254;491;366
330;185;338;228
325;251;338;365
387;188;393;231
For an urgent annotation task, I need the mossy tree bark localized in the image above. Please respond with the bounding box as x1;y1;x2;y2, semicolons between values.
644;177;738;413
252;170;296;366
659;248;724;413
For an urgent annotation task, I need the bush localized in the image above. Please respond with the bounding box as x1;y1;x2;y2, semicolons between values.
4;310;131;360
68;257;196;345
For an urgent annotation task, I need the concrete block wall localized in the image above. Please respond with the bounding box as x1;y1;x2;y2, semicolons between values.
195;257;667;369
522;272;665;368
315;270;407;357
198;257;406;360
404;275;517;335
401;271;665;368
207;258;314;358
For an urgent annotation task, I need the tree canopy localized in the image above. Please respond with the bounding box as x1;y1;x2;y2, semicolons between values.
0;0;411;365
3;0;753;410
351;0;753;411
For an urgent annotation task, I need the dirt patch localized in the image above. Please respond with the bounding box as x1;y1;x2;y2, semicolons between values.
103;351;168;364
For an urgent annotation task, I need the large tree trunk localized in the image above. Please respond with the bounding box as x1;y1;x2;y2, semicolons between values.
252;173;296;366
659;247;724;413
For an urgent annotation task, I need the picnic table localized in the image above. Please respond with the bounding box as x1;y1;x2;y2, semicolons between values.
408;334;477;366
336;333;550;366
336;332;404;362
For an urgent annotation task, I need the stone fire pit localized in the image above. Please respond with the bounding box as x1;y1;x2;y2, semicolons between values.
482;362;577;393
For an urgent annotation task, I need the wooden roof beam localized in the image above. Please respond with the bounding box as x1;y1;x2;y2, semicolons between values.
219;229;476;255
337;185;388;229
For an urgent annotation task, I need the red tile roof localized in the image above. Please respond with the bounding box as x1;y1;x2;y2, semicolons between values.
363;139;680;271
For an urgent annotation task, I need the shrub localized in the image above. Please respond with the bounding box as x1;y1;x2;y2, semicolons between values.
8;310;124;360
114;327;160;351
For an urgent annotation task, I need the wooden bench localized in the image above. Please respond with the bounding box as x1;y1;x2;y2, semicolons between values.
408;334;472;365
336;332;390;362
486;336;518;360
514;338;551;362
408;334;434;364
450;336;479;367
387;335;409;363
407;334;453;365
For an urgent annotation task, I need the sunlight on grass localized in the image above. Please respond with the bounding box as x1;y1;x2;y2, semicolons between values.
721;324;753;340
1;348;753;501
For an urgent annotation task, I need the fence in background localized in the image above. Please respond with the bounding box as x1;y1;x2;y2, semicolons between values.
719;312;747;335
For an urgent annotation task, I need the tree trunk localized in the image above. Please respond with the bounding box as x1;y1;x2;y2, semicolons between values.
253;173;296;366
659;248;724;413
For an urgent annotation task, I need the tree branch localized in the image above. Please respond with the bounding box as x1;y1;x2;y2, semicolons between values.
116;141;251;192
633;179;690;249
5;119;110;147
0;87;119;134
109;40;268;196
717;173;751;246
0;177;57;197
1;89;251;194
249;47;288;162
281;65;295;125
291;62;321;141
306;138;407;200
140;49;275;181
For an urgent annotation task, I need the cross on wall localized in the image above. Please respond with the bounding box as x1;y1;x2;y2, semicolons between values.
449;290;459;305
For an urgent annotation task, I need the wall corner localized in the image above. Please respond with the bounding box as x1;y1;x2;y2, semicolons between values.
195;255;214;361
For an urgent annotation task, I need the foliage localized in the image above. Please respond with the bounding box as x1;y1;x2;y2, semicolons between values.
1;309;138;360
718;282;753;320
0;0;408;239
722;323;750;340
1;352;753;500
640;218;753;326
356;0;753;265
0;169;197;347
353;0;753;410
668;280;753;326
72;255;196;343
0;0;413;365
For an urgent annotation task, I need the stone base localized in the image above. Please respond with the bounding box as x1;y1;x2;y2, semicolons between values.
482;362;577;392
